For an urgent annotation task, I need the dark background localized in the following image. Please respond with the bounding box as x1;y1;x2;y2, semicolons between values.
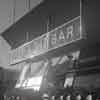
1;0;100;55
2;0;80;49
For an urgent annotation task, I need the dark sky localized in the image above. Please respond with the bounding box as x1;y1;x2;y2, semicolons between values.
2;0;100;49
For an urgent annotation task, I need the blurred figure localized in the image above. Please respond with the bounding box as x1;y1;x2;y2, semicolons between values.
42;93;49;100
51;96;55;100
76;94;82;100
16;96;21;100
66;94;71;100
86;94;92;100
60;96;64;100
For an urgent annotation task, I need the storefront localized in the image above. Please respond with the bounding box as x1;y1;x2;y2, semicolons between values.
4;16;84;100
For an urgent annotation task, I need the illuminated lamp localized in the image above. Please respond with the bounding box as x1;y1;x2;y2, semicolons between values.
29;54;34;58
86;94;92;100
15;83;21;88
64;77;74;88
25;76;43;91
42;93;49;100
66;95;71;100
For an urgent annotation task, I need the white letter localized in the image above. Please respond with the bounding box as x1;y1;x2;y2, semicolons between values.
59;30;65;41
67;26;73;40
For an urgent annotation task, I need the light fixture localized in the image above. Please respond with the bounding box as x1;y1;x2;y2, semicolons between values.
64;77;74;88
15;83;21;88
23;76;43;91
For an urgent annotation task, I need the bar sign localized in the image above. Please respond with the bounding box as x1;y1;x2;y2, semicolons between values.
48;16;81;50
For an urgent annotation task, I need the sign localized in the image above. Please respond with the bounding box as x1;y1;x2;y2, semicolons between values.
9;34;48;64
48;16;81;50
9;16;82;65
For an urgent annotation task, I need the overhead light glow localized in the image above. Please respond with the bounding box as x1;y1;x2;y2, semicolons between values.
15;76;43;91
64;77;74;88
15;83;21;88
27;76;43;86
29;54;34;58
24;86;41;91
22;76;43;91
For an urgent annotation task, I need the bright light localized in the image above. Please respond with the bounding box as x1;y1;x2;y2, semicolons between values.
64;77;74;88
32;86;40;91
23;76;43;91
27;76;42;86
15;76;43;91
15;83;21;88
24;86;40;91
22;80;28;87
72;51;80;60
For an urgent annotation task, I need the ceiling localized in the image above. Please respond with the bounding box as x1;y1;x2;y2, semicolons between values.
0;0;43;35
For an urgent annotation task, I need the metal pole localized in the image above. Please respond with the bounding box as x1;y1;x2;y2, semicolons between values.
28;0;31;11
26;0;31;12
80;0;82;37
13;0;16;23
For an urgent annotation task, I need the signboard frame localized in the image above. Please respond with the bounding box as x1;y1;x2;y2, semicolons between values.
9;16;83;65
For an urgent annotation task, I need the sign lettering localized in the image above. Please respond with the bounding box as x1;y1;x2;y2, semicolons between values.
9;16;82;65
66;25;73;40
